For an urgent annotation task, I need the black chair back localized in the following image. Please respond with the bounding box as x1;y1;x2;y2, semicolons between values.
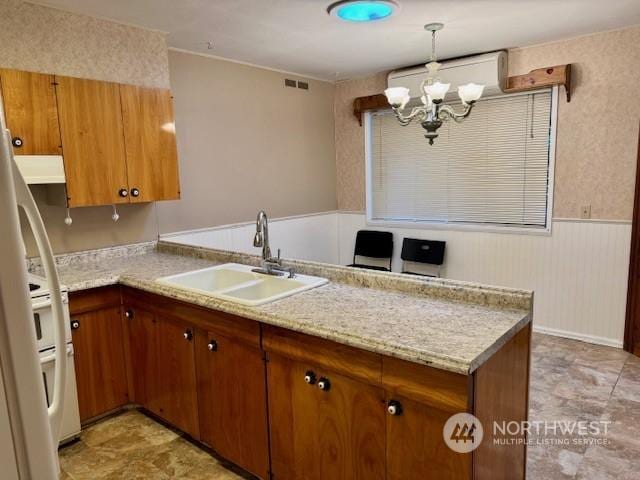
401;238;446;269
351;230;393;271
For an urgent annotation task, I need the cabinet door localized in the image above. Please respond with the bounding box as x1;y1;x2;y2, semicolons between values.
70;307;129;422
125;306;160;413
120;85;180;203
268;354;386;480
196;330;269;479
386;395;472;480
0;69;62;155
156;316;199;438
55;76;129;207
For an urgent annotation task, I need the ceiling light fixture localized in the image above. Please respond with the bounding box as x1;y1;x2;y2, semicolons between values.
327;1;397;23
384;23;485;145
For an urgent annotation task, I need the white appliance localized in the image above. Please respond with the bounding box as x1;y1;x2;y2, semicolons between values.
0;89;68;477
387;51;508;101
30;273;81;444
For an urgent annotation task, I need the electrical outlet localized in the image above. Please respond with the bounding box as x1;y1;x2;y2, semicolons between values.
580;205;591;219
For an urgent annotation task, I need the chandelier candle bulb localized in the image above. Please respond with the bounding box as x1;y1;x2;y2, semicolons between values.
458;83;485;104
423;81;450;101
384;87;411;108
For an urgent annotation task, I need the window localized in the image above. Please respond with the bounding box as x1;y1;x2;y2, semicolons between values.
366;88;557;232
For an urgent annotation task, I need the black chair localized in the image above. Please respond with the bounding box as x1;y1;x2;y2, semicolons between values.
347;230;393;272
401;238;446;277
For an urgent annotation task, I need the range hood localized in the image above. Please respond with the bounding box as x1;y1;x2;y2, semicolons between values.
14;155;66;184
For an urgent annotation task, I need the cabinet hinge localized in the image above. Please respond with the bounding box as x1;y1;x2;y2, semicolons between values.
262;351;269;363
51;82;59;86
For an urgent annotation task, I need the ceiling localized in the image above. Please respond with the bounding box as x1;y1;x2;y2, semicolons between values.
29;0;640;81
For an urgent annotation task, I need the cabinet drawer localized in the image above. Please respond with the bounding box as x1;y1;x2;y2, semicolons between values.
122;287;260;348
69;286;121;315
382;357;470;412
263;325;381;385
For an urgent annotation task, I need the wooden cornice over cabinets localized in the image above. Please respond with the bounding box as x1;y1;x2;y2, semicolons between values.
352;64;572;126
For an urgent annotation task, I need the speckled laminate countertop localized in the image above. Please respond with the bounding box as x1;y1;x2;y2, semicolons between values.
30;241;533;374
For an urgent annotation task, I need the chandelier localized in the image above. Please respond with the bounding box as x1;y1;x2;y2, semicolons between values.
384;23;485;145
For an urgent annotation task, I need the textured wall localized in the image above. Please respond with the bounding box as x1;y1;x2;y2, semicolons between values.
0;0;169;88
334;25;640;220
334;72;387;212
156;50;337;234
0;0;170;255
509;26;640;220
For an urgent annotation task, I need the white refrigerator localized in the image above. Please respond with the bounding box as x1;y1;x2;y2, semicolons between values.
0;93;68;477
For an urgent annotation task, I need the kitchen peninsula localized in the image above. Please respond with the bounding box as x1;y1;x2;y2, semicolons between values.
35;240;532;480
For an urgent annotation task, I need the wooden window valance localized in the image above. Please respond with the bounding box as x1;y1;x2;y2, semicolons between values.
353;64;571;126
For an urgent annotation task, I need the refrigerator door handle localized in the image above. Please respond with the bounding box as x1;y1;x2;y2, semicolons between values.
8;128;67;445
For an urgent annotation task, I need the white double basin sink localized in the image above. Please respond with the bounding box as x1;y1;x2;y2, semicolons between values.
158;263;328;306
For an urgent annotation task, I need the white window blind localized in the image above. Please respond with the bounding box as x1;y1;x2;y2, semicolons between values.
369;90;554;229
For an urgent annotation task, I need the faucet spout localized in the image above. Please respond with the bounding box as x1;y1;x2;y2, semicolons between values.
255;210;271;261
252;210;295;278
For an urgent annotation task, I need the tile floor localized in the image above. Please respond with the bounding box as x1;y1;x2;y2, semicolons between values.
60;333;640;479
527;333;640;479
59;411;248;479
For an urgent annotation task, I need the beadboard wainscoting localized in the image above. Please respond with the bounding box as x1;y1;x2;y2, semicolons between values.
161;212;632;347
160;211;339;264
338;213;631;347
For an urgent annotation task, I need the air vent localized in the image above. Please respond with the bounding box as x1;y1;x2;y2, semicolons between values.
284;79;296;88
297;81;309;90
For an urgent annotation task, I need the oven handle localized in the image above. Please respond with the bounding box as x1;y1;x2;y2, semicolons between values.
39;344;73;365
12;149;67;445
31;298;52;311
31;295;67;312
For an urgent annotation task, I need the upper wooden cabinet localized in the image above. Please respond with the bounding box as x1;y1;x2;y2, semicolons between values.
0;68;181;207
0;69;62;155
120;85;180;203
56;76;130;207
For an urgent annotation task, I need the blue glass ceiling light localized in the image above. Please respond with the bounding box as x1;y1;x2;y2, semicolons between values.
327;1;397;23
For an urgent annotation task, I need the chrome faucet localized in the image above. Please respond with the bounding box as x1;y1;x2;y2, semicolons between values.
253;210;272;261
252;211;295;278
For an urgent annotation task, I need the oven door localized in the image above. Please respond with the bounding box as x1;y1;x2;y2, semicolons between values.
40;344;81;444
32;294;71;351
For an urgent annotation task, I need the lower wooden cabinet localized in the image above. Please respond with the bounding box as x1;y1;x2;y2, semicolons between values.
124;301;199;438
195;329;270;479
125;306;159;410
101;288;529;480
386;395;472;480
267;354;386;480
69;289;128;423
156;316;199;438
